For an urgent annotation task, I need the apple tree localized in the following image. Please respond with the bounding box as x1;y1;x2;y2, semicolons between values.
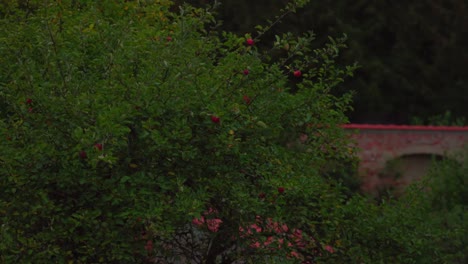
0;0;366;263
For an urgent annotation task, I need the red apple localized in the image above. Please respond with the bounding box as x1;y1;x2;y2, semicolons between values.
278;187;285;194
94;143;103;151
211;115;220;124
79;150;87;159
246;38;255;46
243;95;251;105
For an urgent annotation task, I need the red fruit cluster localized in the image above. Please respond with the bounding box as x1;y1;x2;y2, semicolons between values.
192;208;223;232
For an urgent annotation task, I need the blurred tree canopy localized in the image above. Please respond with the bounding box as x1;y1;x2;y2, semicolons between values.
182;0;468;124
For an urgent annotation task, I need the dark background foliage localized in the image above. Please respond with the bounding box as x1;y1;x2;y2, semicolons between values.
182;0;468;124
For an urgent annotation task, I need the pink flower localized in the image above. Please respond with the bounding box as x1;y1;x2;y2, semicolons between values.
266;218;289;233
250;241;261;248
277;238;284;248
206;208;218;214
144;240;153;252
192;216;205;227
246;38;255;46
263;236;274;246
299;133;308;143
192;208;222;232
290;251;301;258
280;223;289;233
293;70;302;77
324;244;335;253
239;222;263;238
292;229;306;248
206;218;223;232
250;223;262;233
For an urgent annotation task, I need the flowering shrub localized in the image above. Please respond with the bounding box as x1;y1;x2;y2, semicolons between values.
192;208;223;233
0;0;355;262
1;0;461;263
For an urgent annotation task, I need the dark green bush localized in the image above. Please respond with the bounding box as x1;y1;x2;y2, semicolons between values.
422;154;467;263
336;153;467;264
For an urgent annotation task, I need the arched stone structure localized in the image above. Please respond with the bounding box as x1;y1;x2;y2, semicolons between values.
343;124;468;195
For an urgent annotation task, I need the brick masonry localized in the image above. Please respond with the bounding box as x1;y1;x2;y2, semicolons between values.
343;124;468;195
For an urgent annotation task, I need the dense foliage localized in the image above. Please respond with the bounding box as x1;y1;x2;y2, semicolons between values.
0;0;354;262
0;1;465;263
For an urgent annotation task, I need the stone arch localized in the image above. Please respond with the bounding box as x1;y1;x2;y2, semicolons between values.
376;153;445;197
